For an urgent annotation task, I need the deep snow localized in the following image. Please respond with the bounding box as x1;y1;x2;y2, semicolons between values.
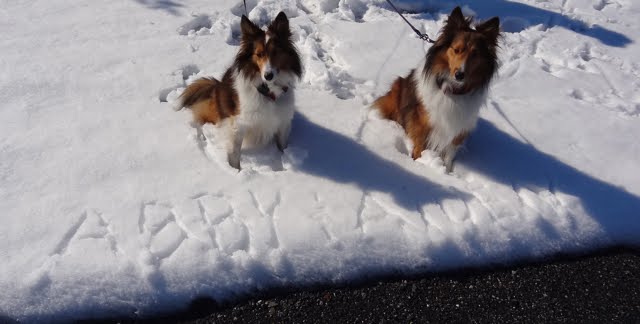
1;0;639;321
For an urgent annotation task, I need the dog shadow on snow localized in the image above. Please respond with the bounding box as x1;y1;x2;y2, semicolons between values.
291;113;640;245
407;0;631;47
460;119;640;243
133;0;183;16
288;113;470;210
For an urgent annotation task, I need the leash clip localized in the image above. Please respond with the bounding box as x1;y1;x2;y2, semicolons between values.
386;0;436;44
417;31;435;43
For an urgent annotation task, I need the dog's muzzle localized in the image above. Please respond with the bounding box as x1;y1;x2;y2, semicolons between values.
436;76;467;96
257;83;289;101
257;83;276;101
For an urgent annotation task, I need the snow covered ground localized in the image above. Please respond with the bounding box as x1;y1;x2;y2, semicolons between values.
1;0;639;321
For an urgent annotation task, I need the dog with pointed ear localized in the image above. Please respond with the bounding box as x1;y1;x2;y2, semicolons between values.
475;15;500;48
268;11;292;39
266;12;302;82
177;11;303;169
373;6;501;172
429;7;501;91
235;12;302;95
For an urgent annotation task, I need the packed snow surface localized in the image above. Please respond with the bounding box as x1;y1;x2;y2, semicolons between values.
1;0;639;321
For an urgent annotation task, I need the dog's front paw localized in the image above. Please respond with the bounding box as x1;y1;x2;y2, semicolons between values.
227;154;241;170
276;140;288;152
282;146;308;170
445;161;454;174
276;124;291;152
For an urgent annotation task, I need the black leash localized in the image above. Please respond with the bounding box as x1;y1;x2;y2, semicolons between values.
243;0;247;16
385;0;435;43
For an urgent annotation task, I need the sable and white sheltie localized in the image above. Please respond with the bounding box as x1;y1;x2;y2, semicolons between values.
373;7;500;172
178;12;302;169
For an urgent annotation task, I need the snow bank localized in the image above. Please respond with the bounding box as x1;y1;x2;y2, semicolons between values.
1;0;639;321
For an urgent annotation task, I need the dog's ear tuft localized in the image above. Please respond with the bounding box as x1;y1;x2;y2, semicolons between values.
476;17;500;46
269;11;290;38
241;15;262;40
446;6;470;30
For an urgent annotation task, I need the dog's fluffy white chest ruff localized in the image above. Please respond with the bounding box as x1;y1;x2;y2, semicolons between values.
413;70;486;151
232;73;295;145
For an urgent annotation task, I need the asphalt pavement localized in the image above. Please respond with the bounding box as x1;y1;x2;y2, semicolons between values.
89;246;640;324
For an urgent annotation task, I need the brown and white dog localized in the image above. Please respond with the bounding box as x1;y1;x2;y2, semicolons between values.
178;12;302;169
373;7;500;172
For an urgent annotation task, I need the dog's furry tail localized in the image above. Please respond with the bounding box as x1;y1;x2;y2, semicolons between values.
178;77;229;125
179;77;219;108
371;77;404;124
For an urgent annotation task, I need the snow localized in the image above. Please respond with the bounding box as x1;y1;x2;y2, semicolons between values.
1;0;639;321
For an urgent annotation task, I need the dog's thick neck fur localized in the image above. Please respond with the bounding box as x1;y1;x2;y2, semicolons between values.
414;63;487;152
231;69;296;145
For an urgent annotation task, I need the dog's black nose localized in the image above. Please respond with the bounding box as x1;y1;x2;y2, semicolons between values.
454;70;465;81
264;72;274;81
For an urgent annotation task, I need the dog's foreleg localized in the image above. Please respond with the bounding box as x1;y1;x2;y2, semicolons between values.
275;122;291;152
226;122;244;170
441;145;459;173
442;132;467;173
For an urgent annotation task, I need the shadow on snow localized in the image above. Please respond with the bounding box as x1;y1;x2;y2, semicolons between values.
133;0;184;16
392;0;631;47
461;119;640;244
291;112;640;247
289;113;470;210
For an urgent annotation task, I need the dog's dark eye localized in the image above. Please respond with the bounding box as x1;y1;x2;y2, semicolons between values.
453;48;461;54
256;51;265;58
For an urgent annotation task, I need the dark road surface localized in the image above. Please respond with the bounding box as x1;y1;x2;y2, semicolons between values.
168;249;640;323
83;247;639;323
